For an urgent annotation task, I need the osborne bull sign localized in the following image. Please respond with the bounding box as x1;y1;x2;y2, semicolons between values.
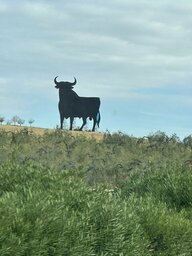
54;76;101;131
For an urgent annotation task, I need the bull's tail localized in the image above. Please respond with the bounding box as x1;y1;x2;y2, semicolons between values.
96;111;101;128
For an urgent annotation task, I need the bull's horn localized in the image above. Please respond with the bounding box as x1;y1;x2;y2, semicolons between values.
70;77;77;85
54;76;59;85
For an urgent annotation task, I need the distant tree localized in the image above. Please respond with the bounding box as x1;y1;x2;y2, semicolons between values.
17;118;25;126
28;119;35;127
183;135;192;148
6;120;12;125
73;119;77;130
169;133;180;143
12;115;20;126
0;117;4;125
63;119;67;130
84;119;89;131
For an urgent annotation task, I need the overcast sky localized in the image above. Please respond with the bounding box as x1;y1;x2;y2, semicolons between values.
0;0;192;138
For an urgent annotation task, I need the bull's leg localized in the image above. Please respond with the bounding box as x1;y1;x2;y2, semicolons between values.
79;117;87;131
60;114;64;129
92;116;97;131
69;117;74;130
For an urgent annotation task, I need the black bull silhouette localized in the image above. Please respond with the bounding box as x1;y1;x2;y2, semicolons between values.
54;76;101;131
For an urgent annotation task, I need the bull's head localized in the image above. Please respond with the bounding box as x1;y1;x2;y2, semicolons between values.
54;76;77;89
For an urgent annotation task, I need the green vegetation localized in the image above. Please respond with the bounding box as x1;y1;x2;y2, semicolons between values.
0;128;192;255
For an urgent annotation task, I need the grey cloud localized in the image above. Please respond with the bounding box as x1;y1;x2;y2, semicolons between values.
1;0;192;104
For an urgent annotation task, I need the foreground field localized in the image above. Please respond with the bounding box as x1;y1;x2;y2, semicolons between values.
0;128;192;255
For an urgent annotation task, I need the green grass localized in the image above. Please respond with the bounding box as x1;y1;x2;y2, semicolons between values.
0;129;192;255
0;164;150;256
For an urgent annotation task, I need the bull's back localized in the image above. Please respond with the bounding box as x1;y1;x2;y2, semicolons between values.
59;96;100;118
74;97;100;116
78;97;100;107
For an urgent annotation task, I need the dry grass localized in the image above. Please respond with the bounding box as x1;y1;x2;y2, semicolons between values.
0;125;104;141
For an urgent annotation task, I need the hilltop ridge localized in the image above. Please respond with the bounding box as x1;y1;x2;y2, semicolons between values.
0;125;104;141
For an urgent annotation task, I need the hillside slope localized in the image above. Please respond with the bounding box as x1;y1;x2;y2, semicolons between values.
0;125;104;141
